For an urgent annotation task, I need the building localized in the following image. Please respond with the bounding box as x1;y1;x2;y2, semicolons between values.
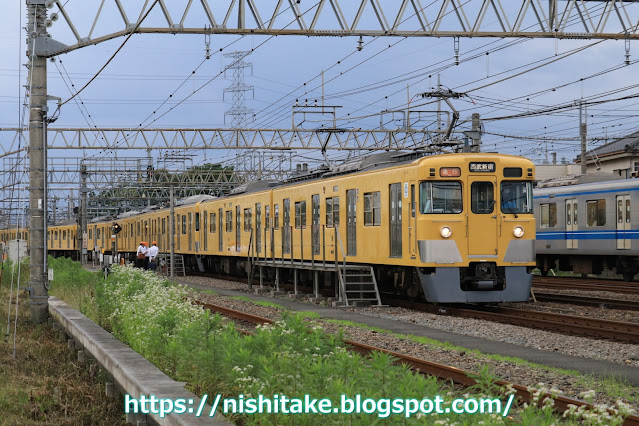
575;131;639;178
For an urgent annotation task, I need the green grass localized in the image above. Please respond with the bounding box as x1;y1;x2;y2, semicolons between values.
0;265;125;425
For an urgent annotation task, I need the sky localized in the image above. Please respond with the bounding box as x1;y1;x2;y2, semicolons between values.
2;1;639;207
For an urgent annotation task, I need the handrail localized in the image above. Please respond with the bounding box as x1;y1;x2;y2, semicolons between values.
335;227;348;304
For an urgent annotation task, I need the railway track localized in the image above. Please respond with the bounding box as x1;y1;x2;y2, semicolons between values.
533;291;639;311
533;276;639;295
183;273;639;342
193;299;639;425
384;298;639;344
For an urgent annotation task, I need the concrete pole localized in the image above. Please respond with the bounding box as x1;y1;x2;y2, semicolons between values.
169;186;175;277
27;0;48;323
471;113;481;152
80;162;88;264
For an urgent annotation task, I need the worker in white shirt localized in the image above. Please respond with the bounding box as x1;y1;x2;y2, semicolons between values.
148;241;159;271
136;241;147;268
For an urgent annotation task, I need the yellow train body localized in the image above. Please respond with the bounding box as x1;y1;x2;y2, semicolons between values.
7;152;536;303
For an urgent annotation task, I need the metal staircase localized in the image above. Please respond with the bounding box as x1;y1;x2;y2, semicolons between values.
338;265;382;306
161;253;186;277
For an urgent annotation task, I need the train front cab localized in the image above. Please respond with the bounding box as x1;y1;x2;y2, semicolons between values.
415;155;536;303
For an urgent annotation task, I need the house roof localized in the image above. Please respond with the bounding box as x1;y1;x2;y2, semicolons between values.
589;131;639;158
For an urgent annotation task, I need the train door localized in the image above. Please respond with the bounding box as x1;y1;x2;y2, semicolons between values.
565;199;578;249
283;199;291;254
616;195;631;250
409;182;417;258
203;211;208;251
218;208;223;251
468;179;497;256
255;203;261;254
389;182;402;258
312;194;320;255
188;213;193;251
236;206;241;252
346;189;357;256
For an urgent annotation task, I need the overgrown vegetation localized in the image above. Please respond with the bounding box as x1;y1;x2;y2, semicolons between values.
45;261;637;424
0;259;125;425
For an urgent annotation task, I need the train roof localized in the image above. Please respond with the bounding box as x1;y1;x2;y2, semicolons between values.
535;174;639;196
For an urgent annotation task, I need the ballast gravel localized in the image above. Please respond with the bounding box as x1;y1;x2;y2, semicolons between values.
179;275;639;409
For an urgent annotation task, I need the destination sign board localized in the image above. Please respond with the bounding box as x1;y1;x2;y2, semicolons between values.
469;162;495;173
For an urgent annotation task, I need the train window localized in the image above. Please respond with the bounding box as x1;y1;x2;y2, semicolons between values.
265;206;271;229
503;167;522;177
210;213;216;233
420;182;462;214
63;230;66;240
137;222;141;236
500;182;533;214
89;229;92;240
182;215;187;234
195;213;200;231
226;211;232;232
295;201;307;229
364;192;381;226
274;204;280;229
333;197;340;226
326;198;333;227
540;203;557;228
471;182;494;214
161;218;165;234
627;199;631;223
244;208;252;231
587;200;606;226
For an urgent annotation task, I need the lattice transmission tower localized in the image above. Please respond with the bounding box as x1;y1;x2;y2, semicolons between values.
223;51;254;127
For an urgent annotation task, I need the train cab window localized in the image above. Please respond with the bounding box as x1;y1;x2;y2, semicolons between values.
244;208;252;231
195;213;200;232
364;192;381;226
420;182;462;214
226;211;232;232
500;181;533;214
539;203;557;228
210;213;216;233
295;201;307;229
587;200;606;226
470;182;494;214
274;204;280;229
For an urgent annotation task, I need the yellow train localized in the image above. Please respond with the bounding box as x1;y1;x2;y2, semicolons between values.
5;152;536;303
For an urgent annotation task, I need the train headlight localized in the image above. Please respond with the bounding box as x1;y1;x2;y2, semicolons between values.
440;226;452;238
513;226;524;238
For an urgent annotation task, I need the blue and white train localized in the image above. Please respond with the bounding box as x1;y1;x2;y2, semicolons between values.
534;174;639;281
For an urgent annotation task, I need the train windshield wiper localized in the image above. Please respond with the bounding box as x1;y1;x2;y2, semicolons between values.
502;199;518;218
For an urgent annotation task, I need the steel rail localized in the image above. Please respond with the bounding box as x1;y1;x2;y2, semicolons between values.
533;292;639;311
194;299;639;425
384;298;639;344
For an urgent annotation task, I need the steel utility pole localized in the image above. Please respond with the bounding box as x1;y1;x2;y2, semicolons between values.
79;162;88;264
27;0;48;323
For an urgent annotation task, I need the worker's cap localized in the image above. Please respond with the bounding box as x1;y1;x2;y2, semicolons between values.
152;241;157;245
